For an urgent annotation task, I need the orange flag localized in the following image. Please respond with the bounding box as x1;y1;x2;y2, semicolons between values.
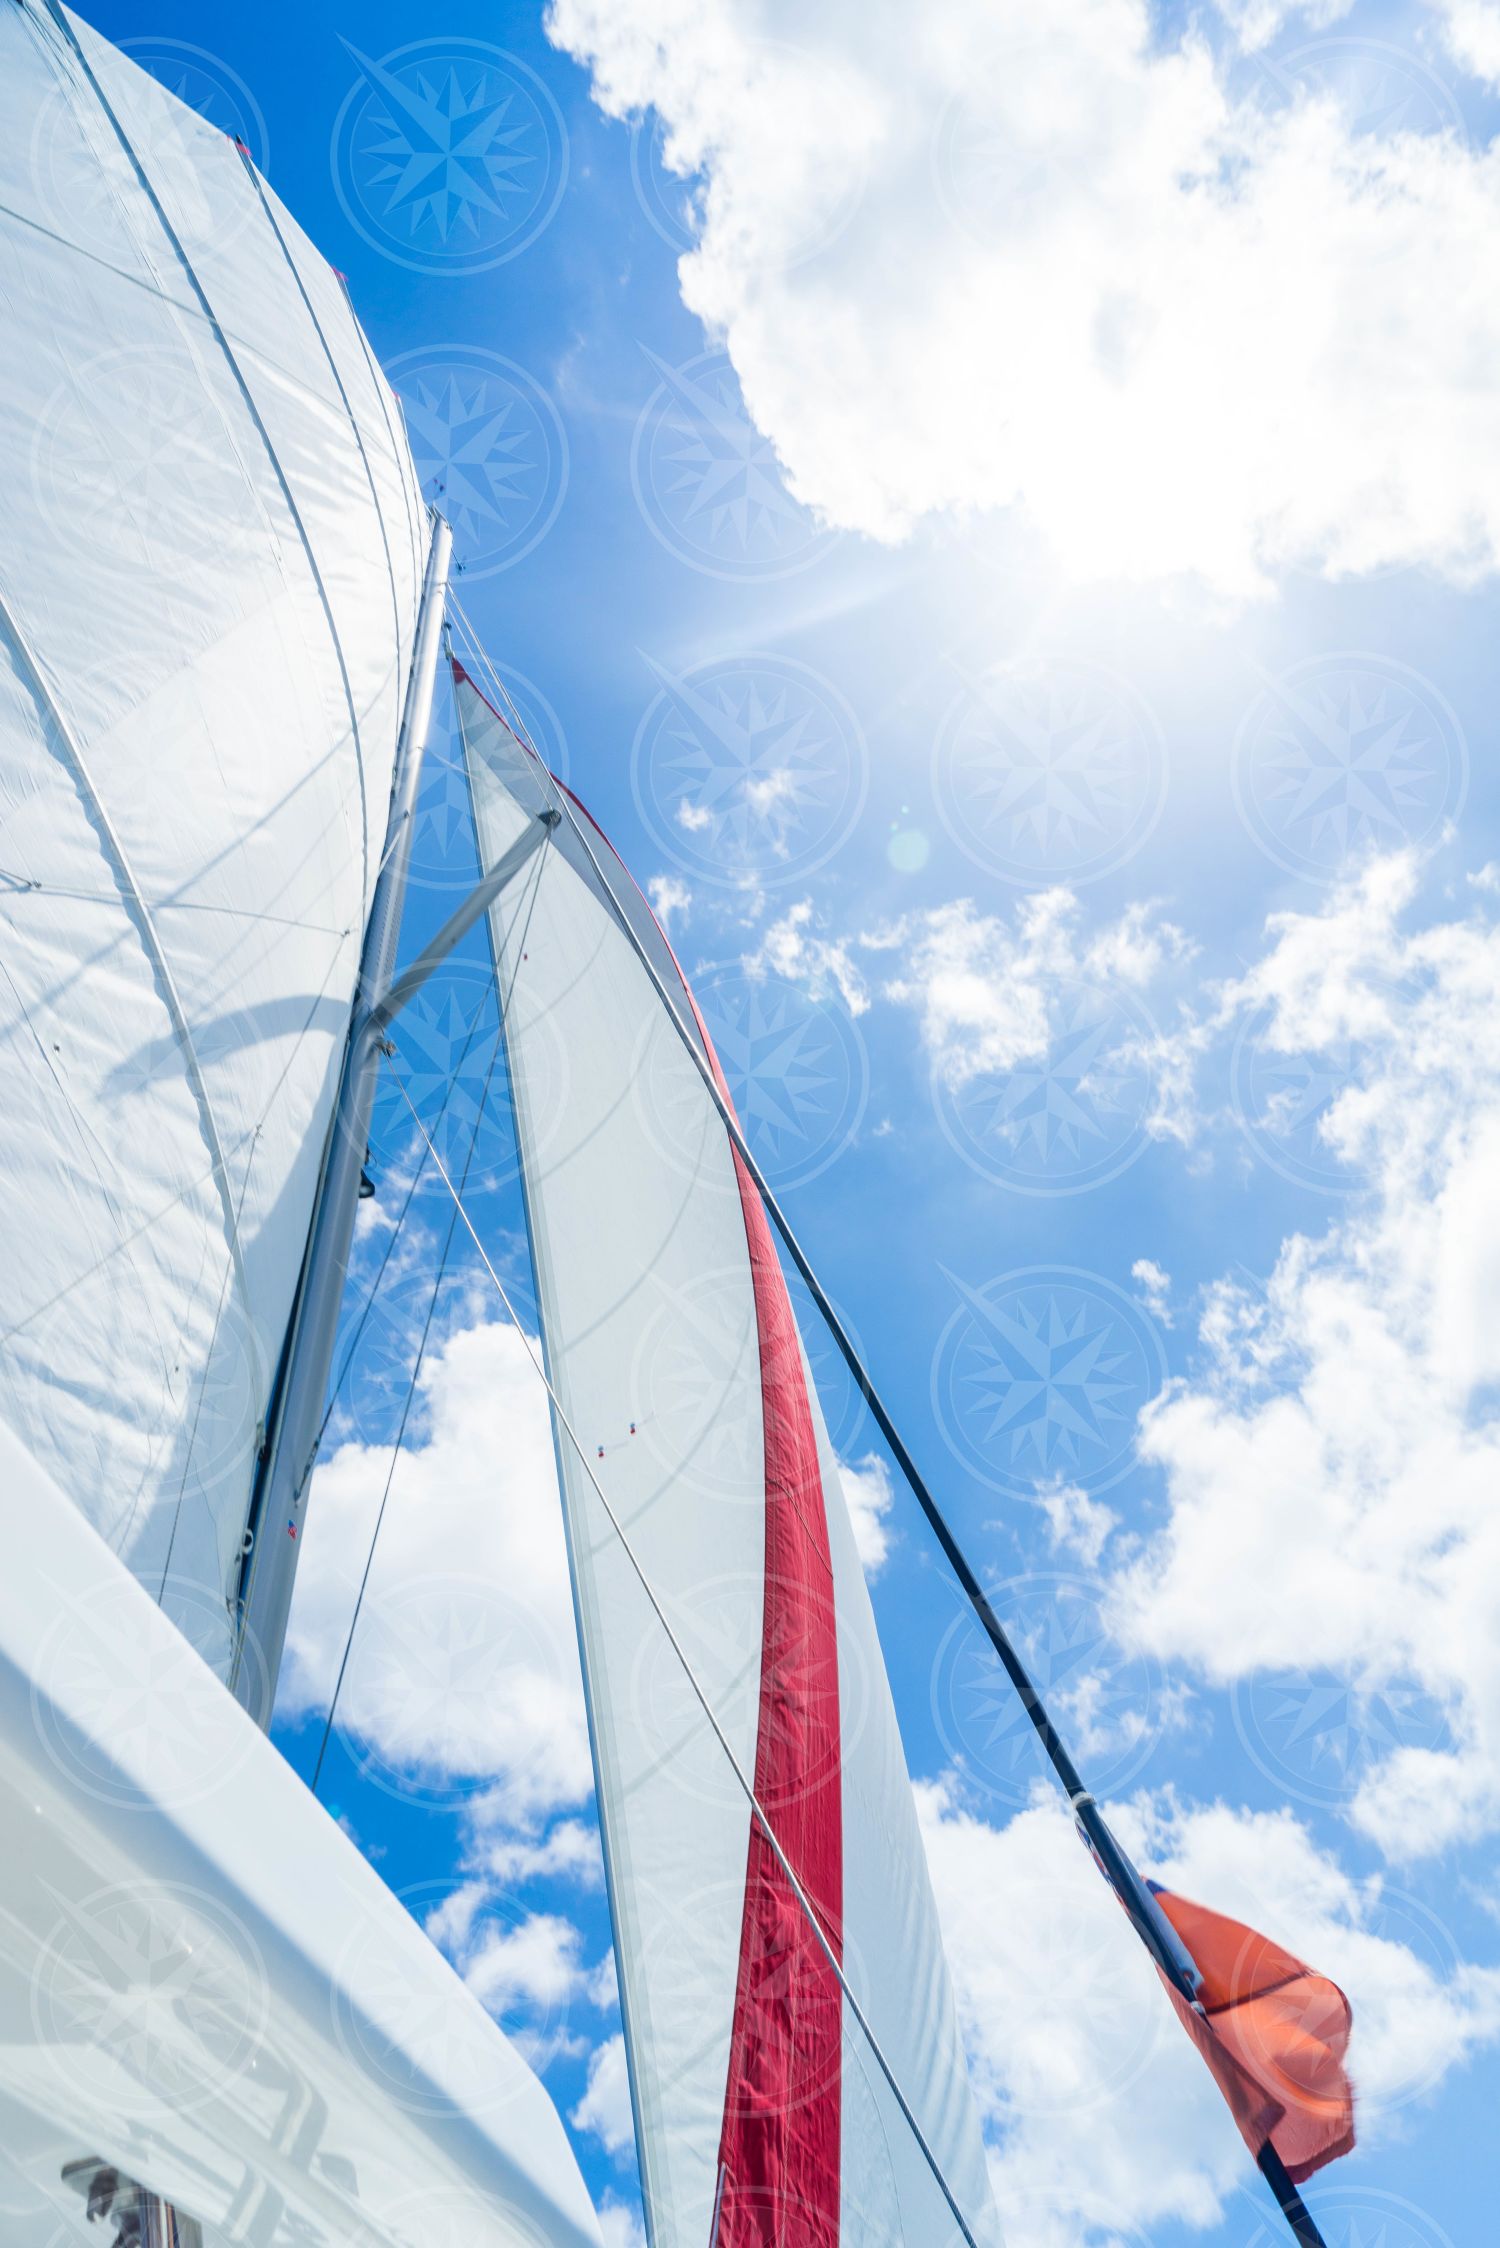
1148;1884;1355;2184
1142;1879;1358;2176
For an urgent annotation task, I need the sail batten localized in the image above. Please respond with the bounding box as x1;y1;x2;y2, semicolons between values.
459;665;1001;2248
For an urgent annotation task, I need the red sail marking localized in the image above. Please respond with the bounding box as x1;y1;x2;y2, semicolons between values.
712;1133;844;2247
454;662;845;2239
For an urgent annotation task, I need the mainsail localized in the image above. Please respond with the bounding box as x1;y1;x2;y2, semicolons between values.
457;663;1002;2248
0;3;425;1675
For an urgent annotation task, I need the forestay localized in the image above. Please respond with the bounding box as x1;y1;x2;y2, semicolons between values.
458;665;1002;2248
0;4;425;1675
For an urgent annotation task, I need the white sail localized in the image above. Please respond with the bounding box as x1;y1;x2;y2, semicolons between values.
0;4;425;1674
0;1416;603;2248
458;665;1001;2248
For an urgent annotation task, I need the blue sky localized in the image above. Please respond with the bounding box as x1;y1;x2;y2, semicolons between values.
86;2;1500;2243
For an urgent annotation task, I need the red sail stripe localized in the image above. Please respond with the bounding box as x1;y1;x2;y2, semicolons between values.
453;701;848;2244
711;1136;844;2248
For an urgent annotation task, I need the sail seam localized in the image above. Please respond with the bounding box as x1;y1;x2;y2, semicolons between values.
344;280;426;630
237;152;407;705
385;1066;982;2248
0;589;259;1378
40;0;373;908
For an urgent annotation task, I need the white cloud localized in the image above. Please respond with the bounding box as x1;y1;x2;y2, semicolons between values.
743;897;869;1015
1130;1257;1174;1326
1040;1482;1118;1568
1432;0;1500;89
596;2200;647;2248
1107;857;1500;1857
475;1815;606;1890
281;1317;592;1821
572;2032;636;2158
878;890;1186;1089
917;1777;1500;2247
550;0;1500;597
839;1450;894;1575
1214;0;1352;51
648;872;694;932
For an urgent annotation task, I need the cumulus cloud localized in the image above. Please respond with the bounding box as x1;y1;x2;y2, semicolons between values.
1432;0;1500;88
1130;1257;1174;1326
1107;856;1500;1856
282;1316;592;1819
596;2200;648;2248
744;897;870;1015
839;1450;894;1575
572;2032;637;2158
917;1778;1500;2247
1039;1483;1119;1569
876;890;1188;1089
550;0;1500;597
1214;0;1352;50
647;872;694;932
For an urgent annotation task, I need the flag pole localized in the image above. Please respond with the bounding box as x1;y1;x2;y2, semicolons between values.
1257;2149;1330;2248
508;740;1330;2248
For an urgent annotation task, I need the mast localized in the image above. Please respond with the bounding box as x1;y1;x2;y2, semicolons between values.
230;513;452;1726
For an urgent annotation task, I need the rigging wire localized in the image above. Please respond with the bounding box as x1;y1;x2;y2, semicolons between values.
430;605;1330;2248
382;1063;985;2248
307;838;552;1797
